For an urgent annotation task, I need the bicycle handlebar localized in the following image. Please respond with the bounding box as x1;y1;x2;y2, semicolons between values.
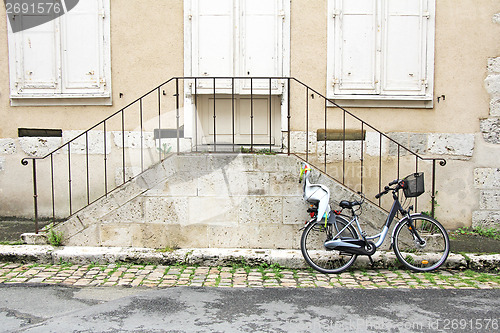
375;179;402;199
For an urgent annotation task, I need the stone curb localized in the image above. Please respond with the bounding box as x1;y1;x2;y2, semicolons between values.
0;245;499;272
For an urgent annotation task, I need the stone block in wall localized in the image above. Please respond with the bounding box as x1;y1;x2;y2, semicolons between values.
102;198;145;223
427;133;474;156
145;197;188;224
479;190;500;210
487;57;500;74
269;172;302;196
0;139;16;155
145;172;198;197
490;97;500;117
62;130;111;155
100;223;133;247
387;132;427;156
480;117;500;144
494;13;500;24
317;140;362;162
238;197;283;224
0;157;4;172
472;210;500;231
474;168;500;189
287;131;317;154
188;196;237;225
156;138;192;153
19;137;62;157
283;196;308;224
196;169;270;196
115;167;142;186
112;131;155;149
485;74;500;96
365;131;388;156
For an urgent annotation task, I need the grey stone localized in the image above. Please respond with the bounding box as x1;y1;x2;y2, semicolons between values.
427;133;474;156
474;168;500;189
0;139;16;155
317;141;362;162
21;233;48;245
18;137;63;157
145;197;188;224
480;117;500;144
494;13;500;25
485;74;500;96
487;57;500;74
479;190;500;210
62;130;111;155
490;97;500;117
472;210;500;231
113;131;155;149
0;156;5;172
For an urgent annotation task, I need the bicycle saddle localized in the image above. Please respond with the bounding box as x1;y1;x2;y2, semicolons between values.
339;200;361;209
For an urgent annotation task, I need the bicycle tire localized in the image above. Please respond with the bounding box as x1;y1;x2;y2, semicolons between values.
300;215;359;274
393;214;450;272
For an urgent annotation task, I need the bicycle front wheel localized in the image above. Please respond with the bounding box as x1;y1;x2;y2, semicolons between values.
300;215;358;274
393;214;450;272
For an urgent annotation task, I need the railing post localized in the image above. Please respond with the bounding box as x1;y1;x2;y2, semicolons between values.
287;78;291;155
431;159;436;218
50;154;55;221
269;78;272;152
158;88;162;161
32;159;39;234
68;144;73;216
176;78;180;154
195;78;198;152
342;110;346;184
122;109;126;184
324;98;327;172
232;77;235;152
213;78;217;152
306;87;309;161
250;78;254;152
86;131;90;205
360;122;364;194
103;121;108;195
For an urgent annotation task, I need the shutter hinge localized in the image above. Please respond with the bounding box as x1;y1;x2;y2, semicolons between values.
332;77;340;86
279;10;285;21
188;11;192;20
332;10;341;18
423;11;430;19
422;79;428;88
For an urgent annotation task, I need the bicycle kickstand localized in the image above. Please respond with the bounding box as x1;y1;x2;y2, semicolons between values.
368;255;374;266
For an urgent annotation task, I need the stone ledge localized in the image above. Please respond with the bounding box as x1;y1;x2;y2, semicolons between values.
0;246;498;272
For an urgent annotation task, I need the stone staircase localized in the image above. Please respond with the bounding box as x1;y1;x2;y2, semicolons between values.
54;153;387;249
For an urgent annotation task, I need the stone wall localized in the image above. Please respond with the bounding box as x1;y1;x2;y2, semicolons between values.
472;12;500;232
473;168;500;231
55;154;387;249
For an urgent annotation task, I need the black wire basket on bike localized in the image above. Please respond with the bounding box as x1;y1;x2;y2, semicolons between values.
402;172;425;198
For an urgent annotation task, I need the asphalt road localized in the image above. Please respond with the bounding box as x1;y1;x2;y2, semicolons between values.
1;285;499;332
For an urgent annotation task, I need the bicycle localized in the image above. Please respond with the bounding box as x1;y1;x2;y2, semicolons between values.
299;163;450;274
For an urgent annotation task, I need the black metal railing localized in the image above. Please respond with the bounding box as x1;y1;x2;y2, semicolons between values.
21;77;445;233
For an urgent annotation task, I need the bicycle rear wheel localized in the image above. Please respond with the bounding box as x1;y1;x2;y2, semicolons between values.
393;214;450;272
300;215;358;274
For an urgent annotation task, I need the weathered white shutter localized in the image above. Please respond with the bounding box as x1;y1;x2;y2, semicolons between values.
61;0;106;94
192;0;234;89
11;14;60;95
240;0;282;92
381;0;428;95
333;0;378;95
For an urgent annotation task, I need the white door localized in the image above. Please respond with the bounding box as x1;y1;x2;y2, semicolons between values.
185;0;290;146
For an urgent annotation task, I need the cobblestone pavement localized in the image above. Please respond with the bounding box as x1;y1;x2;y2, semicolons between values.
1;262;499;289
